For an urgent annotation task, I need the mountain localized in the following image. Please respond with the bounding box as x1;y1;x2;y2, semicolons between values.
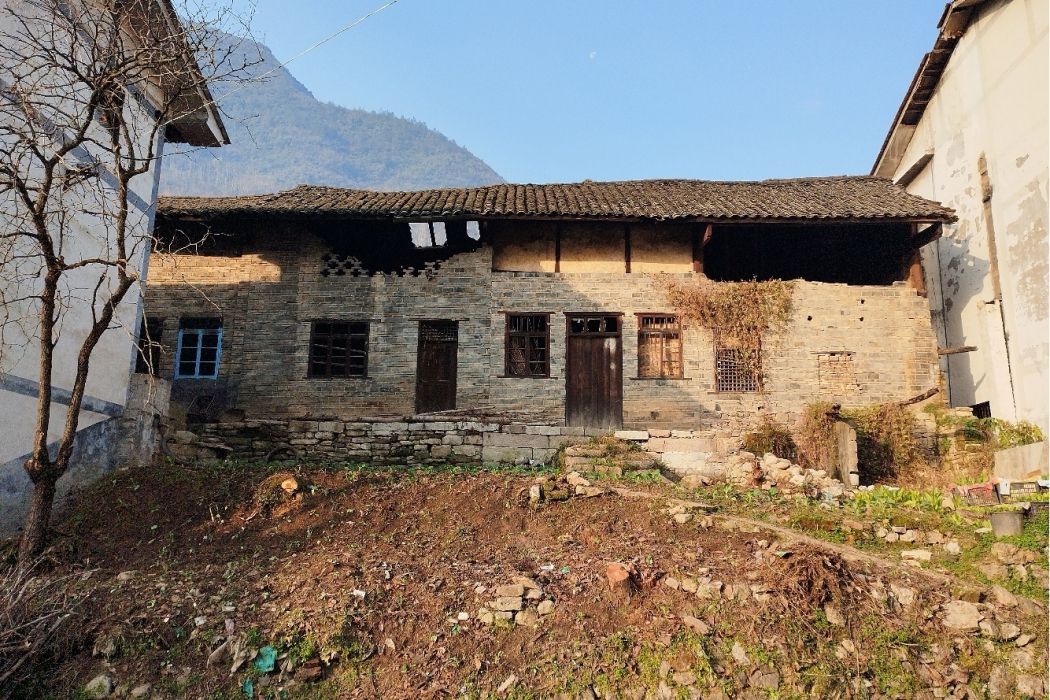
159;39;504;196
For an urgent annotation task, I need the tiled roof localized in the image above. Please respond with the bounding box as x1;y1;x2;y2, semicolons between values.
158;176;956;223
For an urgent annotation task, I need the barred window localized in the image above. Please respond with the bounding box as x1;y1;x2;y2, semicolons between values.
715;337;758;392
637;315;682;378
505;314;549;377
310;321;368;377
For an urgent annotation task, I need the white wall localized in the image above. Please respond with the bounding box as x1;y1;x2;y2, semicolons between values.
893;0;1049;432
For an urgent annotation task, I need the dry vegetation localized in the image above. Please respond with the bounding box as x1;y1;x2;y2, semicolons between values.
660;277;794;382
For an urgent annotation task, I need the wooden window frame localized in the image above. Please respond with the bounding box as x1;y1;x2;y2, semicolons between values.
308;320;369;378
504;312;551;378
174;318;222;380
565;313;622;337
636;314;683;379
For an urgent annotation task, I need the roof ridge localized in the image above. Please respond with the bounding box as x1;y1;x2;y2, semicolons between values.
157;177;956;223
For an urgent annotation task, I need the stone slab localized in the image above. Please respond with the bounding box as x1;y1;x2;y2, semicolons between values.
614;430;650;441
646;437;715;453
483;433;550;449
481;446;533;463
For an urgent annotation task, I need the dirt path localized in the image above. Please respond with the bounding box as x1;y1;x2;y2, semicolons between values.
610;486;957;585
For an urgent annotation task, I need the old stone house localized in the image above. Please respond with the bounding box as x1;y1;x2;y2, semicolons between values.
142;177;954;469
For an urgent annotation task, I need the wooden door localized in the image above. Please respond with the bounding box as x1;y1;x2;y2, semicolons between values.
416;320;458;413
565;314;623;428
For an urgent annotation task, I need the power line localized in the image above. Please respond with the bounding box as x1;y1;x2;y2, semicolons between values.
195;0;403;115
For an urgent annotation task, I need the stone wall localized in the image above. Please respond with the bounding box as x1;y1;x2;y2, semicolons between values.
185;415;754;479
145;224;940;433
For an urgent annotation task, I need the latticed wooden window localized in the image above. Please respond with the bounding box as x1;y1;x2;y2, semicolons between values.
310;321;368;377
505;314;549;377
714;335;758;392
637;315;682;378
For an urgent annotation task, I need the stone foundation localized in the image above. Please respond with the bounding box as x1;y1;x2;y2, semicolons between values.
182;414;763;479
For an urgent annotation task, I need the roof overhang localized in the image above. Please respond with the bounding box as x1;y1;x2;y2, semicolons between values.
149;0;229;147
871;0;992;179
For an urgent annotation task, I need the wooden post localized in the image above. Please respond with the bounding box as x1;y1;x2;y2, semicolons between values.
905;224;927;296
624;224;631;273
693;224;712;274
554;222;561;273
692;226;702;273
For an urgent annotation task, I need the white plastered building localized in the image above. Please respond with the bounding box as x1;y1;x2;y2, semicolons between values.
873;0;1049;433
0;0;228;535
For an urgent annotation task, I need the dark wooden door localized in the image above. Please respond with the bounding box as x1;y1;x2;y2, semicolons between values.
565;314;623;428
416;321;458;413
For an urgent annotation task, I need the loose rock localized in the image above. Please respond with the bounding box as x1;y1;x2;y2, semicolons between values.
990;585;1018;608
85;675;113;698
901;549;932;562
731;641;749;665
942;600;981;631
681;614;710;635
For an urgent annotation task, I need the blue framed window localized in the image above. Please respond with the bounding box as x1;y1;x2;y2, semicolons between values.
175;319;222;379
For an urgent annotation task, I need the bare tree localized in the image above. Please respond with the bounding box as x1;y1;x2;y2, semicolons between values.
0;0;257;563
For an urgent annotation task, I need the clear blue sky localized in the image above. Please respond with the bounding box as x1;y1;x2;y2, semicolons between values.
244;0;944;184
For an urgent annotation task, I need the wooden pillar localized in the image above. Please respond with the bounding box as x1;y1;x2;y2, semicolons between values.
904;223;927;296
624;224;632;273
692;223;712;274
906;247;927;297
554;222;561;273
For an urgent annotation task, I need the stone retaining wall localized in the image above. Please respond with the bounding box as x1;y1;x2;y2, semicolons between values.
182;416;749;476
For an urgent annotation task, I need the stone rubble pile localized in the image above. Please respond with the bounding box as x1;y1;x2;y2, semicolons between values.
526;472;609;505
872;526;962;555
688;451;853;498
475;577;556;627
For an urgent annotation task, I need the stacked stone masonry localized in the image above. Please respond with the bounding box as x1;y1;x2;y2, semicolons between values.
190;418;752;478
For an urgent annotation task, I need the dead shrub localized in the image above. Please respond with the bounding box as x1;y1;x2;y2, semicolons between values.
796;402;838;472
843;403;921;484
743;415;797;461
768;546;848;608
0;563;80;696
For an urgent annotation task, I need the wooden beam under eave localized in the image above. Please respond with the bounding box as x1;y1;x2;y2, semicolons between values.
692;223;712;274
625;223;632;273
906;223;928;297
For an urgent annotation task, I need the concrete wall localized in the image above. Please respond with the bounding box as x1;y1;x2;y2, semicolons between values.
144;225;940;432
892;0;1049;431
0;375;169;536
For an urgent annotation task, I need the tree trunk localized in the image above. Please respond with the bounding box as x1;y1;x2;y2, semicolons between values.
18;475;57;562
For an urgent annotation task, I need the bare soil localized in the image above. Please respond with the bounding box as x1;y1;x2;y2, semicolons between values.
6;460;1048;700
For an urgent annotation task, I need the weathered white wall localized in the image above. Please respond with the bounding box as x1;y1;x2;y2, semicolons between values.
894;0;1049;432
0;4;168;535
